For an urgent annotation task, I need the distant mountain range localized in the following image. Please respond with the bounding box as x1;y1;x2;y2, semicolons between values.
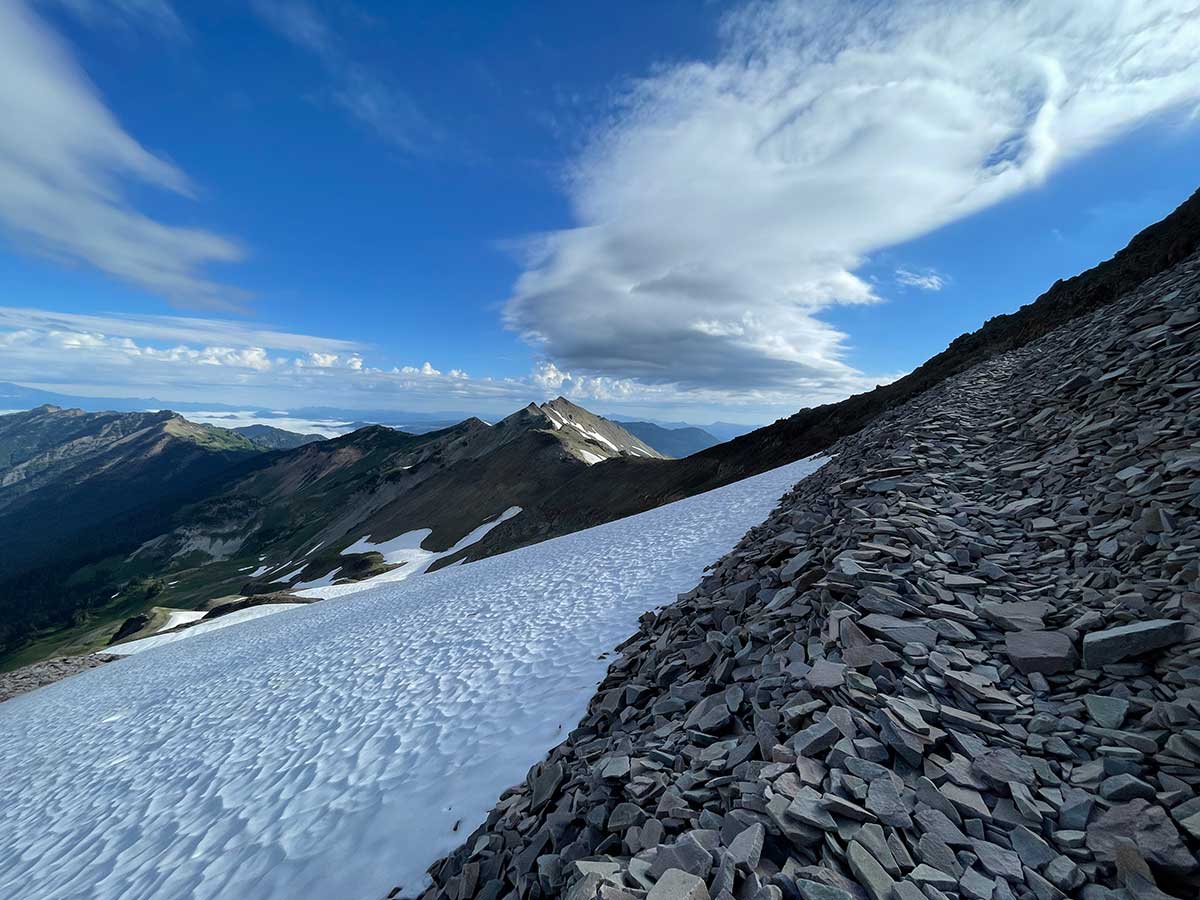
614;421;720;457
3;186;1197;668
0;397;669;664
612;417;753;442
0;382;757;438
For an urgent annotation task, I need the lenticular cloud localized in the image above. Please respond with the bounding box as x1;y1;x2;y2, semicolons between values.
505;0;1200;398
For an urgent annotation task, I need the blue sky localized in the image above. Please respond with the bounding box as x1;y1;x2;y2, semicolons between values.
1;0;1198;426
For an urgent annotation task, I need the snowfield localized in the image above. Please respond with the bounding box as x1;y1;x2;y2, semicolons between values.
0;457;824;900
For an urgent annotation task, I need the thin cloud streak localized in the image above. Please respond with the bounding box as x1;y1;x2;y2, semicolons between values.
251;0;435;153
0;1;245;307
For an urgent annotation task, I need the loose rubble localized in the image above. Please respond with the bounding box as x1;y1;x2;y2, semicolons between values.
402;253;1200;900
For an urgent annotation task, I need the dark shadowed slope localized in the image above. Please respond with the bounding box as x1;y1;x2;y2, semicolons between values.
0;407;264;651
233;424;326;450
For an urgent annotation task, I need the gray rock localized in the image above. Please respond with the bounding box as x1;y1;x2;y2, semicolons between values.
1099;774;1155;801
1086;799;1198;874
1083;694;1129;729
805;659;846;690
647;869;710;900
972;747;1035;789
792;719;841;758
846;841;896;900
866;776;912;828
1004;630;1077;675
794;881;853;900
1081;619;1187;668
727;824;764;869
1009;825;1056;868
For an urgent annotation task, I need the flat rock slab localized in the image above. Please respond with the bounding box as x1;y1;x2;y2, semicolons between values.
1081;619;1186;668
1004;629;1076;675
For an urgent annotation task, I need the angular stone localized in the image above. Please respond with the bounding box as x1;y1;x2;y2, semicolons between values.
608;802;646;832
647;869;709;900
805;659;846;690
858;614;937;648
1009;825;1056;869
793;719;841;758
959;867;996;900
972;747;1035;789
1084;694;1129;729
1081;619;1187;668
727;823;764;869
971;839;1023;882
866;775;912;828
1086;799;1198;874
1004;630;1076;675
530;761;565;811
794;881;853;900
1099;774;1155;801
981;601;1050;632
914;808;971;846
909;864;956;891
846;840;896;900
649;834;714;880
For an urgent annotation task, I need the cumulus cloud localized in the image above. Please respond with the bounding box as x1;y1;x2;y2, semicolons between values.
505;0;1200;398
0;1;245;307
251;0;434;152
0;306;540;410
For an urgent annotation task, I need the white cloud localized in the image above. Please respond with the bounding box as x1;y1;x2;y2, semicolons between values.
895;268;946;291
0;1;245;306
0;305;874;421
505;0;1200;398
251;0;434;152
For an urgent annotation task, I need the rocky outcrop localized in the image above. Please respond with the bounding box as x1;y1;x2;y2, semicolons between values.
0;654;118;703
400;250;1200;899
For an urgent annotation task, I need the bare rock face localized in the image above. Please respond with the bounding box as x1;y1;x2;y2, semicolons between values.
398;254;1200;898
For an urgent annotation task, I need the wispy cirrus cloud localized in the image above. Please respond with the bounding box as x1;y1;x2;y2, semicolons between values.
505;0;1200;402
251;0;435;153
895;268;946;292
46;0;186;39
0;1;245;307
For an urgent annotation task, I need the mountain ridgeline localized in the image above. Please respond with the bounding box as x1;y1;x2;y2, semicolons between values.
0;398;665;662
2;186;1199;667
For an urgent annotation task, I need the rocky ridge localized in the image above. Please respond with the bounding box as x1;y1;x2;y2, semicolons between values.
400;250;1200;900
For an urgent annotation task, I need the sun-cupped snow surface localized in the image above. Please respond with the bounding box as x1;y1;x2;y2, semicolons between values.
0;457;824;900
107;604;304;656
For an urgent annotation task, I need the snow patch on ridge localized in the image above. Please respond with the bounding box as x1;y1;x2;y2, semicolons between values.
0;457;825;900
311;506;524;598
107;604;304;656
